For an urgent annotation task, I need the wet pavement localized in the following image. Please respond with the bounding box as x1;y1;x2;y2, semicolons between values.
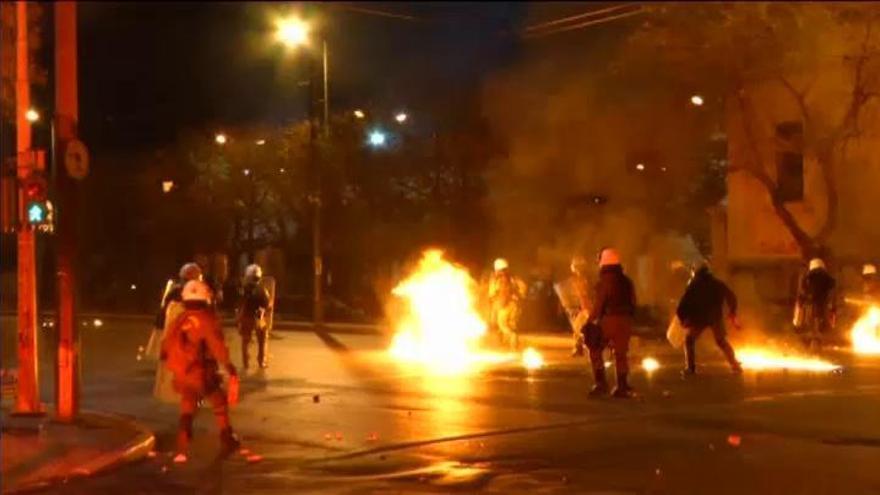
3;316;880;494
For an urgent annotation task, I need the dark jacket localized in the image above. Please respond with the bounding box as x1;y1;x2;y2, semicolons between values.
676;269;737;329
239;281;270;320
591;265;636;320
797;269;835;311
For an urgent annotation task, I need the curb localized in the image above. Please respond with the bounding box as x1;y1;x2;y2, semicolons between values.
3;411;155;494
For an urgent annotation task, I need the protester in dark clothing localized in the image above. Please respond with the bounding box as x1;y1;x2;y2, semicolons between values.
587;248;636;398
676;265;742;375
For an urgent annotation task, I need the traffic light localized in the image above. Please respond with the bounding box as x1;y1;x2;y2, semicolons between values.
20;172;52;229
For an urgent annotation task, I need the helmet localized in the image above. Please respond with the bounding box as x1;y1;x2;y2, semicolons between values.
808;258;826;271
181;280;212;303
245;264;263;280
570;255;588;274
863;264;878;276
179;262;203;282
493;258;509;272
598;248;621;267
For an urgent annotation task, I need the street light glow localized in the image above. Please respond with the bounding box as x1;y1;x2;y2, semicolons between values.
353;109;365;119
635;163;646;171
161;180;174;193
215;133;227;145
276;17;310;48
690;95;704;106
395;112;408;123
368;130;387;147
25;108;40;123
243;168;251;176
256;139;266;146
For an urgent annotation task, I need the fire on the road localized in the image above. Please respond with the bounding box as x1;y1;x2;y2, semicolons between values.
388;249;543;373
851;305;880;355
736;347;841;372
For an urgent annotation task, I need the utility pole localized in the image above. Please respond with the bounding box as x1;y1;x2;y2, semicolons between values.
14;0;41;415
54;0;81;422
310;39;329;330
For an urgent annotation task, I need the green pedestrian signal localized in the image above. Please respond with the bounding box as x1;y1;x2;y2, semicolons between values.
26;201;49;224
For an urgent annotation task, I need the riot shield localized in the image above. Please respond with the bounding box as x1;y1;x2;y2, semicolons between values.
261;275;277;332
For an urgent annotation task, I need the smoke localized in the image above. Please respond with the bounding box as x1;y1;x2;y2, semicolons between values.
480;39;709;285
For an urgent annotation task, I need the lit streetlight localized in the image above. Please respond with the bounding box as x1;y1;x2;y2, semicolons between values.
394;112;408;123
25;108;40;123
275;17;310;48
353;109;365;119
161;180;174;193
215;133;227;145
690;95;704;106
635;163;646;172
368;130;387;148
256;139;266;146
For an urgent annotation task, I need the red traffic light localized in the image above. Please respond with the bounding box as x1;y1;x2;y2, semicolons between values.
21;173;48;201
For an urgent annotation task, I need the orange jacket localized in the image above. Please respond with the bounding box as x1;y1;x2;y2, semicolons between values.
161;307;231;391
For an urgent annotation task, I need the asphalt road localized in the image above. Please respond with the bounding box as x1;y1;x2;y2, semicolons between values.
3;316;880;494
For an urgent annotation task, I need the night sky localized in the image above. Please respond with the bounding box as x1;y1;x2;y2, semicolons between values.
77;2;528;151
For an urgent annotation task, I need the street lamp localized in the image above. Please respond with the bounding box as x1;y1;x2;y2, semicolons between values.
161;180;174;193
690;95;704;106
215;133;227;145
255;139;266;146
394;112;408;123
276;14;329;329
368;130;387;148
275;17;310;48
353;109;365;119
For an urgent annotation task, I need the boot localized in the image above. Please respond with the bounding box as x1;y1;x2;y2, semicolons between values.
220;428;241;453
682;338;697;377
717;339;742;374
589;366;609;397
612;372;634;399
176;414;194;456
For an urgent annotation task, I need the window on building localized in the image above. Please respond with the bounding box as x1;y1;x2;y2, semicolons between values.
775;122;804;203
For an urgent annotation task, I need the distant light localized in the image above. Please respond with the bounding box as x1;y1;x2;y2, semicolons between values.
275;17;310;48
690;95;704;106
642;357;660;373
368;130;387;147
660;166;668;172
243;168;251;176
93;318;104;328
161;180;174;193
25;108;40;123
279;167;286;173
635;163;646;171
256;139;266;146
130;284;137;290
353;109;365;119
215;133;227;145
394;112;408;123
27;203;46;223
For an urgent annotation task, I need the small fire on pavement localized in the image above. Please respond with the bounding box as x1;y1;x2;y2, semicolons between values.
736;347;840;372
388;249;543;373
851;305;880;355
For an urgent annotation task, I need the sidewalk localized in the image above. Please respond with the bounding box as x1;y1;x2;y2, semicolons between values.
1;408;155;494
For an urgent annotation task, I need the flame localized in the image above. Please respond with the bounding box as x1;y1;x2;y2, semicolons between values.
388;249;543;373
641;357;660;373
522;347;544;369
736;347;840;372
389;250;489;373
851;306;880;355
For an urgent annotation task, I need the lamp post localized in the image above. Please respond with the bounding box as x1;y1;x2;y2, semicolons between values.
276;16;329;329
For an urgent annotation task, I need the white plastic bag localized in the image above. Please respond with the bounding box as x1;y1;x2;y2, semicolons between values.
666;316;686;349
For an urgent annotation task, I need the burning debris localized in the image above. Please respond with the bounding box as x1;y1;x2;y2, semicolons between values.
388;249;543;373
850;306;880;355
735;347;841;372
